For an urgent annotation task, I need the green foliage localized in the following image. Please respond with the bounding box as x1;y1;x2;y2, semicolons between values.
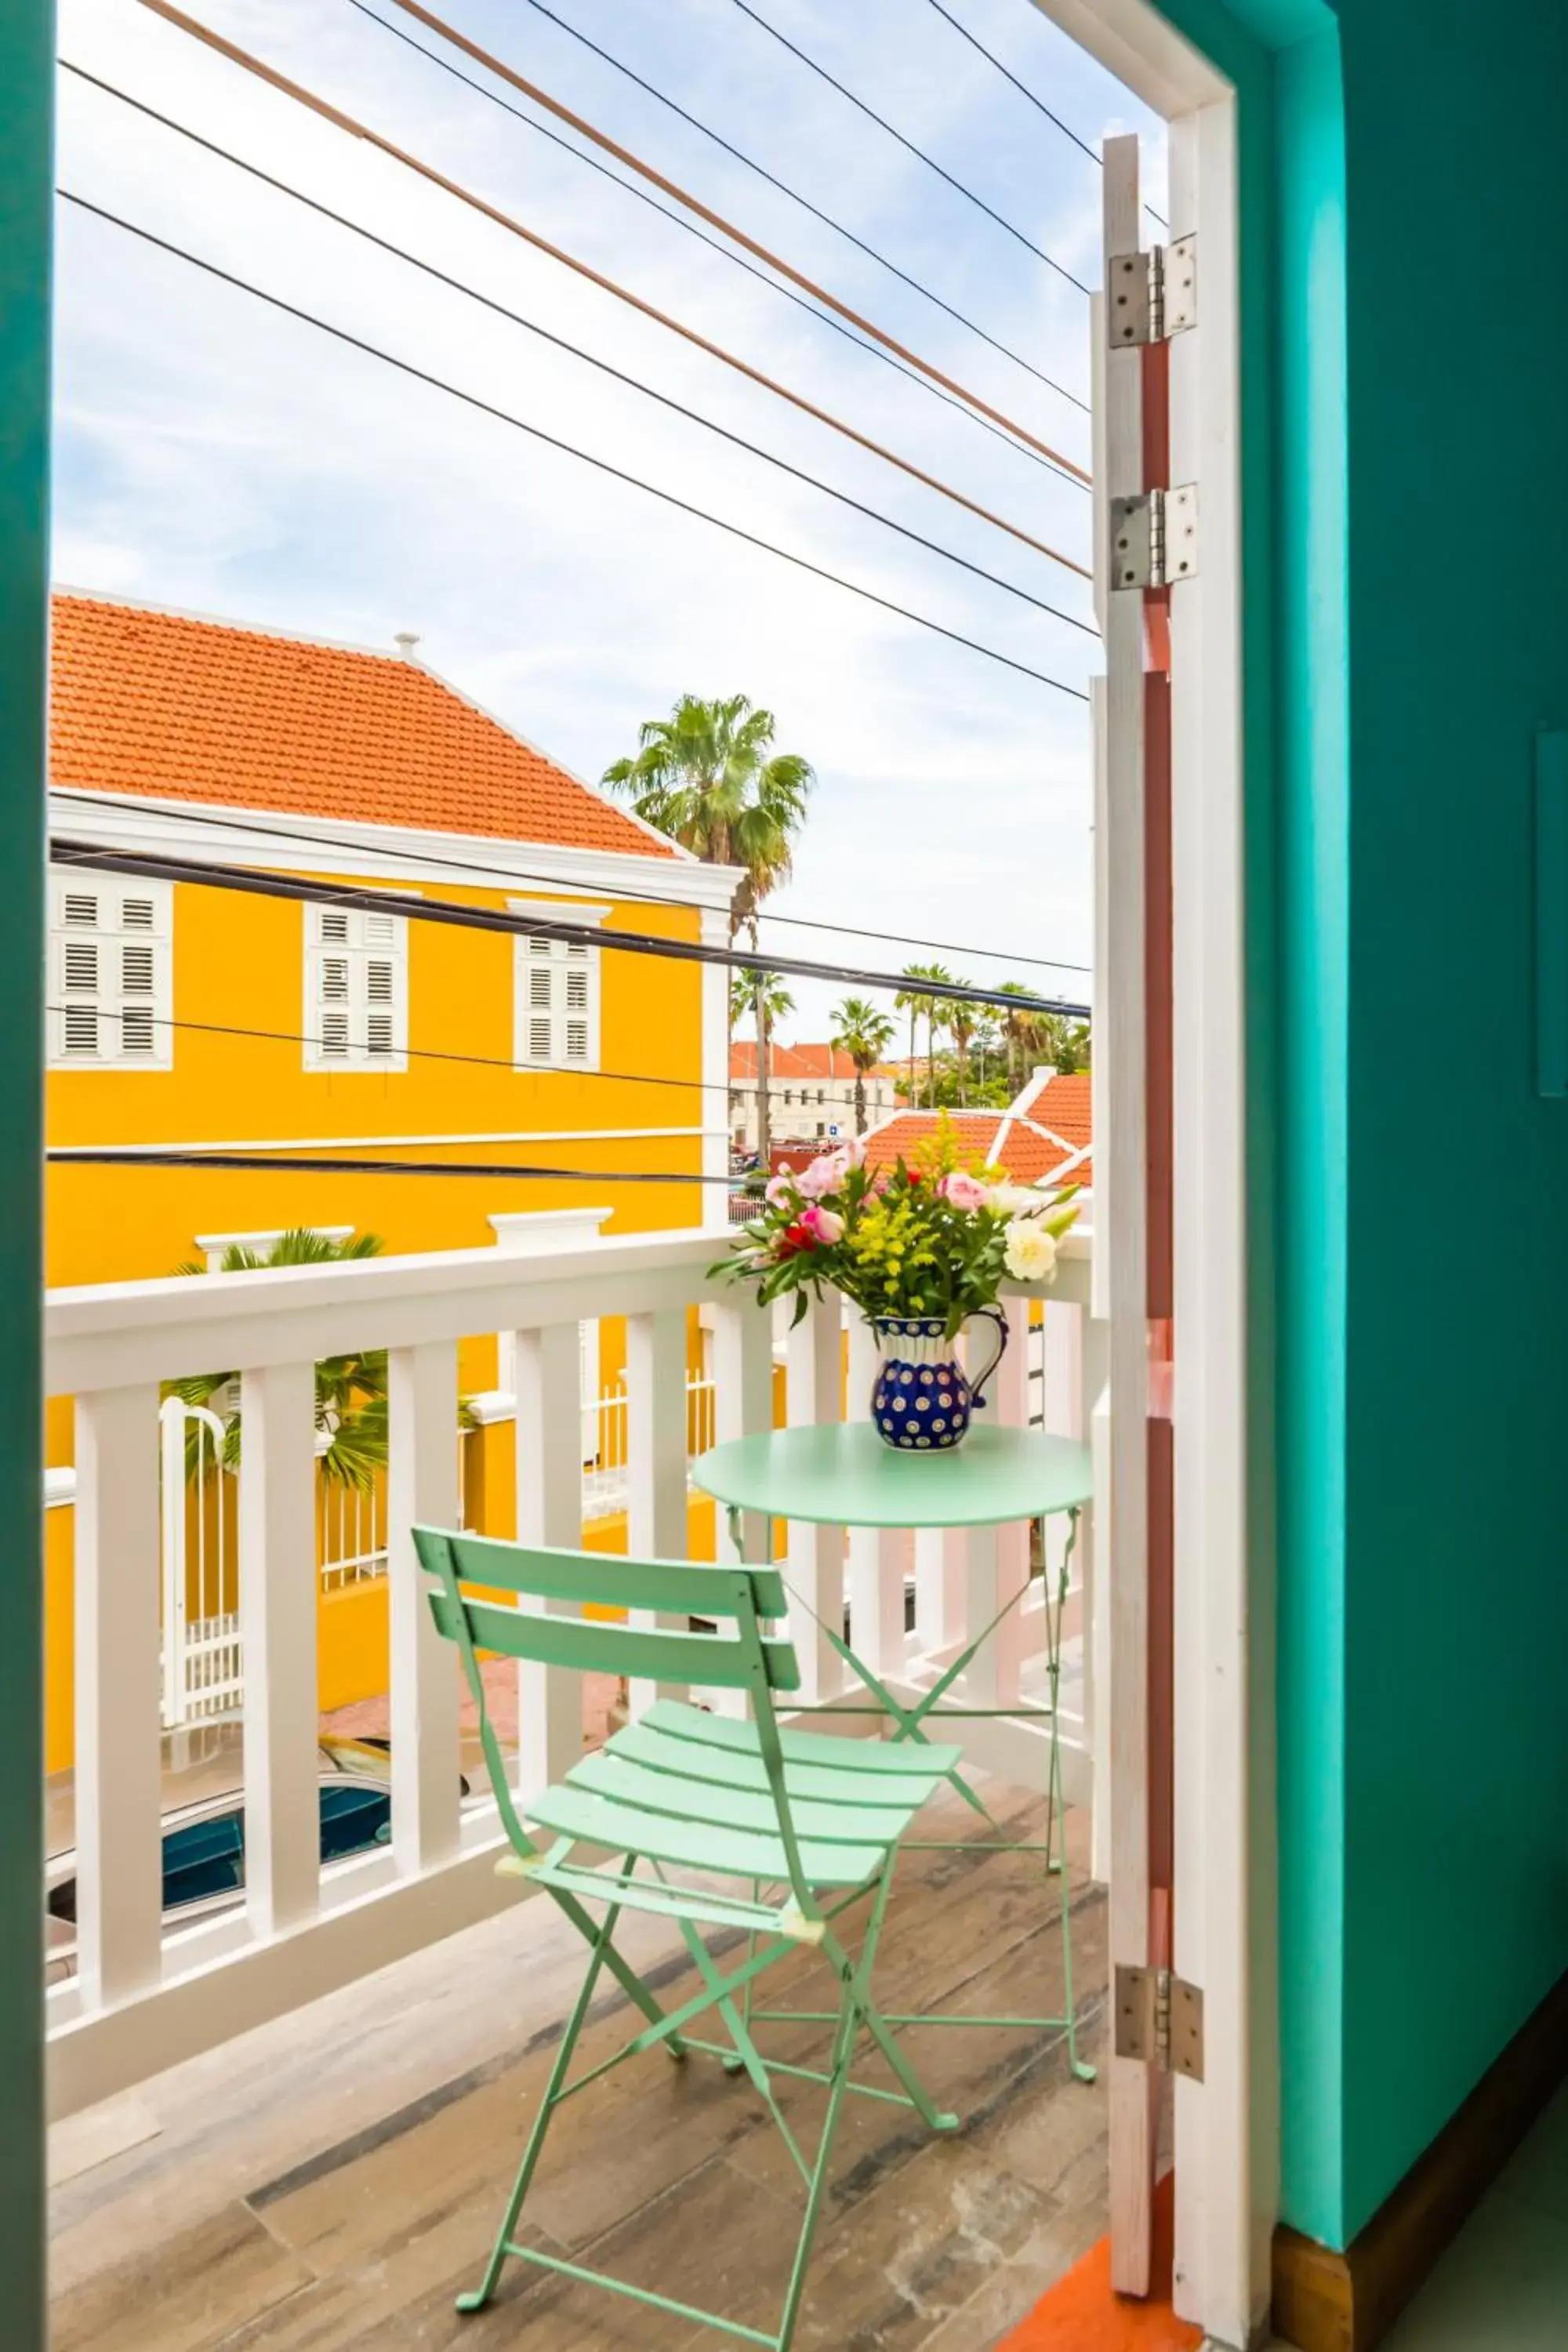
711;1116;1080;1341
601;692;814;937
829;996;896;1134
731;967;795;1031
167;1229;390;1490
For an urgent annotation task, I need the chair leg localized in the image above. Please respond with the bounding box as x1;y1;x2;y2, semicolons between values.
774;1968;861;2352
457;1878;631;2314
819;1863;958;2136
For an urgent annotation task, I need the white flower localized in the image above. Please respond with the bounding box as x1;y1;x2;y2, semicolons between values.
1003;1219;1059;1283
990;1182;1049;1216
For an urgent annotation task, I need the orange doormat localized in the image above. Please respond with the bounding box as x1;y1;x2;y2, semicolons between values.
996;2175;1203;2352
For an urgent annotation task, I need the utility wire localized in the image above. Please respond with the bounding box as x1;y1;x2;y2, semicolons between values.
54;789;1094;976
61;194;1094;690
133;1;1092;565
728;0;1091;296
360;0;1093;441
918;0;1169;228
345;0;1090;477
63;66;1094;634
49;1146;720;1183
504;0;1090;412
48;1006;732;1097
50;835;1094;1016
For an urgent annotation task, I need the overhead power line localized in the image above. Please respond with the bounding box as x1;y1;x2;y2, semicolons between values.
50;836;1093;1017
63;67;1094;634
54;789;1094;976
49;1146;720;1183
344;0;1090;476
133;0;1091;573
62;194;1093;692
728;0;1091;297
918;0;1169;228
505;0;1091;415
368;0;1093;438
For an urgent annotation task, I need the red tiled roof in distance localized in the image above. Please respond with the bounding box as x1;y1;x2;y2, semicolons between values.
730;1041;862;1081
49;592;677;858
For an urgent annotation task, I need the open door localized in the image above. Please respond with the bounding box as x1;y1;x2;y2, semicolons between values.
1095;129;1183;2301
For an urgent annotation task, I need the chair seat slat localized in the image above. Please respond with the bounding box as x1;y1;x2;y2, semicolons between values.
570;1747;919;1847
641;1697;962;1777
608;1717;949;1809
525;1782;888;1889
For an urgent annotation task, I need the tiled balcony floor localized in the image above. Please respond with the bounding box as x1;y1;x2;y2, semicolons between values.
49;1780;1109;2352
1377;2082;1568;2352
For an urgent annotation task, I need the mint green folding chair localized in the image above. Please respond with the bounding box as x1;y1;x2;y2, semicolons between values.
416;1525;965;2350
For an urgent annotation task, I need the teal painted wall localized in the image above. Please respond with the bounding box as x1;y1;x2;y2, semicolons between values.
1157;0;1568;2256
0;0;52;2337
1334;0;1568;2241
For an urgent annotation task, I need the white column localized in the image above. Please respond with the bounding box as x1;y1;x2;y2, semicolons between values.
1088;1329;1113;1888
387;1341;462;1875
239;1360;321;1938
712;1296;773;1566
625;1305;688;1716
514;1322;583;1796
846;1312;906;1682
700;904;732;1233
74;1386;163;2009
976;1299;1031;1708
784;1295;844;1704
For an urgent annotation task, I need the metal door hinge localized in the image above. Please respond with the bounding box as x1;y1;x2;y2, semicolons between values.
1107;234;1196;345
1115;1962;1205;2080
1109;484;1199;590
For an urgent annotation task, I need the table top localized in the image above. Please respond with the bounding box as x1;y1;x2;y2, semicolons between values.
691;1421;1093;1530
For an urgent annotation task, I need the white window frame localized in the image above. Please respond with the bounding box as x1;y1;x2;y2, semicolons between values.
47;869;172;1070
303;903;409;1073
510;899;608;1074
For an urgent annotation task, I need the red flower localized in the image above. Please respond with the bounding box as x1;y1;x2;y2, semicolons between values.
775;1220;818;1261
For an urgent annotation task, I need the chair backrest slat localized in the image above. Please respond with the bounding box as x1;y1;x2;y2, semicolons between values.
426;1588;800;1693
416;1526;788;1623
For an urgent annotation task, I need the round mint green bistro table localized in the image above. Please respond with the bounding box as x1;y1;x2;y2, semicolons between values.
691;1420;1096;2081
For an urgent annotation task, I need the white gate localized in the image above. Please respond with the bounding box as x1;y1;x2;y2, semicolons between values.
159;1394;242;1727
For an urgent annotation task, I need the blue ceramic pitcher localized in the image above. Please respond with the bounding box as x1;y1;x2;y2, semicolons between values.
868;1312;1009;1451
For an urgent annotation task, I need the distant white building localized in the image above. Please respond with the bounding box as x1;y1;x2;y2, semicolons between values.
728;1040;898;1152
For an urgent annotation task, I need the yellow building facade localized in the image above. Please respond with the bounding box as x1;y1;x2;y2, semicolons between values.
44;592;739;1770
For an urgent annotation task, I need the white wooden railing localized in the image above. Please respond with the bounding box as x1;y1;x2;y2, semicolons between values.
45;1223;1099;2119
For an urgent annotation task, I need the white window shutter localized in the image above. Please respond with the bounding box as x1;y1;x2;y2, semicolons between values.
514;927;601;1071
304;906;408;1069
48;873;172;1068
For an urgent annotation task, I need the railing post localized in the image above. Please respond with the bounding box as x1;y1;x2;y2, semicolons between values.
712;1298;772;1566
158;1395;189;1730
74;1386;164;2009
785;1295;845;1704
846;1312;906;1681
514;1323;583;1795
625;1307;689;1719
239;1361;321;1936
387;1341;462;1874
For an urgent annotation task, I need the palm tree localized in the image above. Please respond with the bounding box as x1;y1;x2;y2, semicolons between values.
829;996;895;1134
895;962;952;1107
995;980;1047;1098
732;968;794;1156
604;693;813;1164
946;983;977;1105
169;1229;389;1488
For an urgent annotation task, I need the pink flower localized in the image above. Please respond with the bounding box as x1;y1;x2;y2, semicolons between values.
765;1173;795;1208
938;1171;990;1212
800;1203;844;1245
795;1150;848;1202
845;1136;868;1168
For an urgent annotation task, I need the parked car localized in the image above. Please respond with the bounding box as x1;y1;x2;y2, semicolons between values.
45;1737;468;1984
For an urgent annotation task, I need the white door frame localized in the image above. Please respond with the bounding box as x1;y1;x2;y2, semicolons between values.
1025;6;1272;2343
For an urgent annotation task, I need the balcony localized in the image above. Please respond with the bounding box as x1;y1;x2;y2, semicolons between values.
44;1220;1106;2346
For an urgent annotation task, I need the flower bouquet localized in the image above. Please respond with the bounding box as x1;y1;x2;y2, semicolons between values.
712;1114;1079;1451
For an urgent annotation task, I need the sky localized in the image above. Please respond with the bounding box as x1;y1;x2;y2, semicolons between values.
52;0;1166;1043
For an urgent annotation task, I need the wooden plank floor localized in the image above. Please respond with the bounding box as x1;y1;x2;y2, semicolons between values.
49;1782;1108;2352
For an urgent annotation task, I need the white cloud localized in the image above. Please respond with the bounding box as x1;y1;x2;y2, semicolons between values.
53;0;1161;1033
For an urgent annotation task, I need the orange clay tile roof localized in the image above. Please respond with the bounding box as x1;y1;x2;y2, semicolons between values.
49;593;676;858
865;1074;1092;1190
730;1040;866;1081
